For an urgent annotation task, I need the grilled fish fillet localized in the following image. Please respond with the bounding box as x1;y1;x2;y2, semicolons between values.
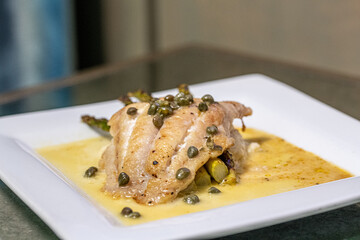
100;99;252;204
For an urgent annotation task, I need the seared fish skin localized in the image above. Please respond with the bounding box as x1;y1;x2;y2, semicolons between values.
100;99;251;205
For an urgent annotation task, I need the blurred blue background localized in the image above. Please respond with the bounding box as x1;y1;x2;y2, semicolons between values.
0;0;73;93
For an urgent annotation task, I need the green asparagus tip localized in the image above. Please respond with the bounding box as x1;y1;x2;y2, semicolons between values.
178;84;190;95
127;89;153;102
81;115;110;132
118;95;133;106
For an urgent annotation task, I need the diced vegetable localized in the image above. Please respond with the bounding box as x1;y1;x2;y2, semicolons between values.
179;181;197;197
194;167;211;186
205;158;229;183
221;169;237;185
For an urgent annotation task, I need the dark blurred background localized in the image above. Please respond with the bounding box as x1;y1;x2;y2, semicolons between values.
1;0;360;93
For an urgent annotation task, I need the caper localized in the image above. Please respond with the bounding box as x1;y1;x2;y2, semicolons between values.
202;94;214;104
127;107;137;115
175;92;185;101
176;168;191;180
127;212;141;219
170;101;180;110
185;94;194;103
187;146;199;158
153;114;164;128
157;106;173;116
208;187;221;194
162;100;170;107
164;94;174;102
121;207;133;216
183;194;200;205
147;104;158;115
84;166;98;178
118;172;130;186
154;99;163;108
198;102;208;112
177;97;190;106
206;125;218;135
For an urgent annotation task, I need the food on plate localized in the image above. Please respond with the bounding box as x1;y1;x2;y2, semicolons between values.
37;84;353;225
98;85;252;205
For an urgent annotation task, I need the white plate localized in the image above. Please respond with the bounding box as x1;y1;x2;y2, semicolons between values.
0;74;360;240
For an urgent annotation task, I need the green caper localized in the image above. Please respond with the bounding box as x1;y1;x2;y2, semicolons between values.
174;92;185;101
202;94;214;104
208;187;221;194
118;172;130;186
127;212;141;219
153;114;164;128
176;168;191;180
187;146;199;158
147;104;158;115
185;94;194;103
156;100;170;107
162;100;170;107
84;166;98;178
164;94;174;102
157;106;173;116
183;194;200;205
198;102;208;112
170;101;180;110
127;107;137;115
177;97;190;106
121;207;133;216
206;125;218;135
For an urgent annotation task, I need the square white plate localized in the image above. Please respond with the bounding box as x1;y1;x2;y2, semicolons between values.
1;74;360;240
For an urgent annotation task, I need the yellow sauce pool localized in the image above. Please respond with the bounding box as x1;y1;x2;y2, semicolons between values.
37;128;352;225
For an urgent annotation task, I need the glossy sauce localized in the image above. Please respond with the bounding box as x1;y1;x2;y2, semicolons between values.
37;128;352;225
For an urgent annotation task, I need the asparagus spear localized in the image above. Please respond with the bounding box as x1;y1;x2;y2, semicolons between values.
221;169;237;185
128;89;153;102
178;181;197;197
81;115;110;132
194;166;211;186
118;95;133;106
205;158;229;183
178;84;190;95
